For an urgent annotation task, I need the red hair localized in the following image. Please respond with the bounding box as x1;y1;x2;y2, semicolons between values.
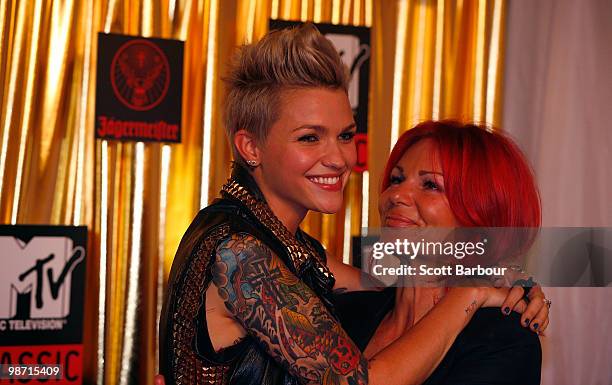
382;121;541;228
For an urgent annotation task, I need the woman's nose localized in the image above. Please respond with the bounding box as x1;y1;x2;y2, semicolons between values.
389;185;415;207
321;142;347;170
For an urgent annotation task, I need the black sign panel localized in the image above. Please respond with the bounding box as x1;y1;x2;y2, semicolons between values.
95;33;184;143
269;20;371;172
0;225;87;383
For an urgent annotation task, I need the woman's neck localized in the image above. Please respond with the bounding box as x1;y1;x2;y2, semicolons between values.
391;287;448;329
253;179;306;234
264;194;307;234
238;167;307;234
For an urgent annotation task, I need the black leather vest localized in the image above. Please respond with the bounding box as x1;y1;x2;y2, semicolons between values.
159;165;337;385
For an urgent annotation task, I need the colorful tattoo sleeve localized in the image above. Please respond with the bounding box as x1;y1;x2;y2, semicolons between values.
212;233;369;385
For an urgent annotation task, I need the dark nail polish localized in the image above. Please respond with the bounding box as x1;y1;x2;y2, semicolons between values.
504;307;510;315
533;323;539;330
524;318;530;325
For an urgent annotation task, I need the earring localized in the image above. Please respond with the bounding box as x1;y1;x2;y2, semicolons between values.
246;159;258;167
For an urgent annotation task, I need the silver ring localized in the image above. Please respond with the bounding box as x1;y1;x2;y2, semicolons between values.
543;298;552;308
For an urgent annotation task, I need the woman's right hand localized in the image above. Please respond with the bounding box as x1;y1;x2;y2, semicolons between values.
479;286;527;311
444;287;522;312
450;286;549;334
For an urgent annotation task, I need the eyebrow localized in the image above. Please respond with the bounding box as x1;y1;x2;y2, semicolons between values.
291;123;357;133
418;170;443;176
393;166;443;177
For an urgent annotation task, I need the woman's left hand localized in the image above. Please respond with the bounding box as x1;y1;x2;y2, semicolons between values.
500;285;550;334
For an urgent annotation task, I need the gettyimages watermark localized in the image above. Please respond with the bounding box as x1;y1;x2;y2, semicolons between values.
359;227;612;288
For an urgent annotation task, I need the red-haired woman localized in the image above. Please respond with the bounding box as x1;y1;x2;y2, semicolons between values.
339;120;547;385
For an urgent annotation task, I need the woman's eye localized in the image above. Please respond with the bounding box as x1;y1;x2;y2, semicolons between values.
423;179;440;191
298;134;319;143
390;175;404;184
339;131;356;142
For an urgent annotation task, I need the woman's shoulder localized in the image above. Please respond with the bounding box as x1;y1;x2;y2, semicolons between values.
424;308;542;385
463;307;541;346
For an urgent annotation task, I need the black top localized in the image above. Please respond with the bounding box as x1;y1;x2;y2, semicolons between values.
159;164;337;385
334;288;542;385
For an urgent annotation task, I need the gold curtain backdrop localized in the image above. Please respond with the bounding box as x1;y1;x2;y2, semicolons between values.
0;0;505;383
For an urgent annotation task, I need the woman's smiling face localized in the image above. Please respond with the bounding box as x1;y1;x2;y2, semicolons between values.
379;138;459;228
256;87;357;218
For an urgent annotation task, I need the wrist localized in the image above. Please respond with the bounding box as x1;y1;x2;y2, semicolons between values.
473;287;487;307
447;287;486;306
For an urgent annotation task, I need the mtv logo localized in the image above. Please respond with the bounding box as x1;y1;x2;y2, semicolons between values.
325;33;371;110
0;236;85;319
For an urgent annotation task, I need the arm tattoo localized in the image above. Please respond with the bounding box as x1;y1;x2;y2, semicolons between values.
213;233;368;385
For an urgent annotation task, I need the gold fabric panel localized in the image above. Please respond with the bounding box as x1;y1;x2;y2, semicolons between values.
0;0;505;383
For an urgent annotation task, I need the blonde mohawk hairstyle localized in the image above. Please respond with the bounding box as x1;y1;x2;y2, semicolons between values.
224;23;349;165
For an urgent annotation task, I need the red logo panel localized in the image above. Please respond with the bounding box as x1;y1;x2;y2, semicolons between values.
110;39;170;111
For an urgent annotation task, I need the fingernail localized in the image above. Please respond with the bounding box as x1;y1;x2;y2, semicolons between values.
524;318;530;326
533;323;539;330
504;307;510;315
